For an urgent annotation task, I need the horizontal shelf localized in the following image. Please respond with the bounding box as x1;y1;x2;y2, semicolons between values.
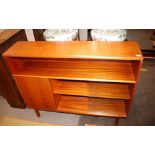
57;95;127;118
13;59;136;83
3;41;143;61
53;80;130;100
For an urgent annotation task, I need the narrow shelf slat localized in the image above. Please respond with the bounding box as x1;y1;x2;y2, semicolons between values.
57;95;127;118
13;60;135;83
54;80;130;99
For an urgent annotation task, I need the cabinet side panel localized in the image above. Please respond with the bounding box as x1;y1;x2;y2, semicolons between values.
0;29;27;108
132;61;142;80
3;57;25;74
14;76;57;110
0;59;25;108
126;60;143;114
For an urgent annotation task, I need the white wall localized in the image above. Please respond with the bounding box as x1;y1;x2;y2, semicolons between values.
79;29;88;40
24;29;35;41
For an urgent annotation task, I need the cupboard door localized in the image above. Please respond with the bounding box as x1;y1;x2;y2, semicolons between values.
14;76;56;110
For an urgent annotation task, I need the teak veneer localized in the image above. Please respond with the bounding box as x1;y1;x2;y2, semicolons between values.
3;41;143;125
53;80;130;99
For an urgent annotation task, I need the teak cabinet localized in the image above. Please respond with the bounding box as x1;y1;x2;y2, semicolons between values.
3;41;143;125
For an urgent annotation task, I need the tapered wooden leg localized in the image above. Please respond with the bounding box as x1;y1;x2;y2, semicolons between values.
34;109;40;117
115;118;120;126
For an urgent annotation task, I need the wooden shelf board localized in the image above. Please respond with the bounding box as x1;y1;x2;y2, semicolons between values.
3;41;143;61
57;96;127;118
13;60;135;83
54;80;130;100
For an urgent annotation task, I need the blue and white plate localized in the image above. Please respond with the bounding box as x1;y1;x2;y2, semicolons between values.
43;29;78;41
91;29;127;41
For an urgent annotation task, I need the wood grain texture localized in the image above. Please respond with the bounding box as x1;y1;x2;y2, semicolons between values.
0;29;21;44
14;76;57;110
3;41;143;119
11;59;135;83
0;116;55;126
3;41;143;60
54;80;130;99
57;95;127;118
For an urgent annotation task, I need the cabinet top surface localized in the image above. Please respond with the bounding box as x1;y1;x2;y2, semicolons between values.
3;41;143;60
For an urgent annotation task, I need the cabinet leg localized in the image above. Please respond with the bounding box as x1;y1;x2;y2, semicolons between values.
34;109;40;117
115;118;120;126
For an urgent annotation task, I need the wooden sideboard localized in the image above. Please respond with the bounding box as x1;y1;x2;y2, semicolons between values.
3;41;143;125
0;30;27;108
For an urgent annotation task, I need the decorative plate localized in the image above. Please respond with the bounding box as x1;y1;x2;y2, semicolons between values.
91;29;127;41
43;29;78;41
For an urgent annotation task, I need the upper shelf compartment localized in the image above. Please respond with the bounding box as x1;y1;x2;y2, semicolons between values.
9;58;136;83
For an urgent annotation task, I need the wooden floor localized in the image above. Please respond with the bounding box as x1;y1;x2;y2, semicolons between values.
0;116;56;126
0;116;97;126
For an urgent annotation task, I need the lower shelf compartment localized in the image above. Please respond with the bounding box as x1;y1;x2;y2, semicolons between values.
57;95;127;118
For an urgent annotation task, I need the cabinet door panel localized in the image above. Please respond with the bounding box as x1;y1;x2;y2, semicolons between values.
14;76;56;110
